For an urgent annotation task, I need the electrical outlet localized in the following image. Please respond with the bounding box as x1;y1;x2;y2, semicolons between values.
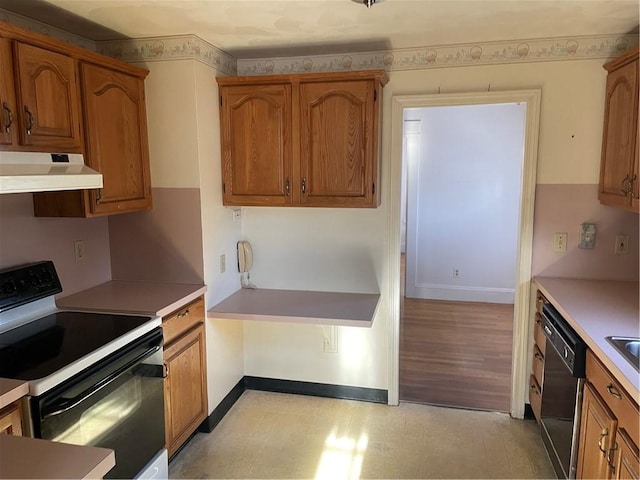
553;233;567;253
453;268;460;279
615;235;629;255
219;254;226;273
74;240;85;262
232;209;241;223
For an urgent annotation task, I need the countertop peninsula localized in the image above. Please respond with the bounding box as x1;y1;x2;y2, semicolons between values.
535;276;639;401
57;280;207;317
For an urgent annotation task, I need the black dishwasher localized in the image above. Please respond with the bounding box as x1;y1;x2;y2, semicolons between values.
540;300;587;479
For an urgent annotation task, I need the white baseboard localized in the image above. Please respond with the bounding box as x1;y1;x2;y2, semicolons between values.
406;283;515;304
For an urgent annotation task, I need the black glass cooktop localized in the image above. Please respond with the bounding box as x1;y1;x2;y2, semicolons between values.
0;311;152;380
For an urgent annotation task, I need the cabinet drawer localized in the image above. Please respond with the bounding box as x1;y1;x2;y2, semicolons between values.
529;374;542;424
586;351;639;447
532;344;544;386
533;313;546;355
163;297;205;345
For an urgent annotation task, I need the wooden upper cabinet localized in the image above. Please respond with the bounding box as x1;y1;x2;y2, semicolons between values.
13;42;82;151
299;80;376;206
220;84;293;206
599;47;639;213
80;63;152;215
217;70;387;208
0;38;17;146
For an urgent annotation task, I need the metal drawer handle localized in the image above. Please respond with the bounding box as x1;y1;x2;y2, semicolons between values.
285;177;290;196
2;102;12;133
629;175;637;199
177;308;190;319
96;188;103;205
301;177;306;195
598;429;609;454
534;352;543;360
24;106;34;135
606;383;622;399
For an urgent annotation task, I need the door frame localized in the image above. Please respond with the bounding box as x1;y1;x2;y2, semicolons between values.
387;89;542;418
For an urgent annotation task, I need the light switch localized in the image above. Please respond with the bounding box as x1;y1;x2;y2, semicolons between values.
579;223;596;249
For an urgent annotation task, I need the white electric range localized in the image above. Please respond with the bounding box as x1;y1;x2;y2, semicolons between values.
0;260;167;479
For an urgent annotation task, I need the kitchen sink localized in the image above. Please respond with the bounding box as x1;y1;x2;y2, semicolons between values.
606;337;640;371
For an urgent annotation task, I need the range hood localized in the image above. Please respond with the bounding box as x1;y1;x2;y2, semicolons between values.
0;152;103;194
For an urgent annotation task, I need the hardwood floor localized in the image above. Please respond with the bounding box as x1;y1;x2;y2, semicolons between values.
399;256;514;412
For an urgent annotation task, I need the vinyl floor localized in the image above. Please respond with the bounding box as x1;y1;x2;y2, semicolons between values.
169;390;555;479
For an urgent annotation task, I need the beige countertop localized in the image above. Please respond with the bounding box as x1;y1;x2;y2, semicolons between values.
0;378;28;410
208;288;380;327
57;280;207;317
0;435;115;479
535;277;639;401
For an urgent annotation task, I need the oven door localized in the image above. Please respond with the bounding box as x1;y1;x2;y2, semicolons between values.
29;328;165;479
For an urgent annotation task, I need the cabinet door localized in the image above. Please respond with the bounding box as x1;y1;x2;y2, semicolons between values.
220;84;293;206
599;58;638;209
81;62;152;215
0;403;22;436
13;42;82;151
0;38;17;147
615;429;639;480
299;80;378;207
578;383;618;479
164;324;207;458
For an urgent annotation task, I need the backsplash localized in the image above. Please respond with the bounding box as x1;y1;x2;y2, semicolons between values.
0;193;112;296
532;184;639;281
108;187;204;284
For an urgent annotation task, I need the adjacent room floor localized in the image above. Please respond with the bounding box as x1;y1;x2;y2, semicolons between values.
169;390;554;479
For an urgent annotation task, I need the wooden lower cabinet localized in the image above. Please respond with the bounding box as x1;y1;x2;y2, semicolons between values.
529;291;547;423
0;402;22;436
577;383;617;479
577;351;640;479
163;297;208;458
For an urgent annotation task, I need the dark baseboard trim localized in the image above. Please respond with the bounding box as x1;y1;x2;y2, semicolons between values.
244;376;388;404
198;377;246;433
524;403;535;420
196;376;387;439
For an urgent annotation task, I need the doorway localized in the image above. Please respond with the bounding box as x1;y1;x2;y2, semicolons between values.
387;90;542;419
400;103;526;411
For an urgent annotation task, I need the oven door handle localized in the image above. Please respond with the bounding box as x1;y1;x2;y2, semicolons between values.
41;344;161;420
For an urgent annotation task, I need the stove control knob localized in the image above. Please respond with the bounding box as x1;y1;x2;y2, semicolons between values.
41;270;53;282
28;272;40;286
2;280;16;294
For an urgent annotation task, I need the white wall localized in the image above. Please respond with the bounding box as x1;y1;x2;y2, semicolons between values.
193;61;245;411
404;103;526;303
241;207;388;389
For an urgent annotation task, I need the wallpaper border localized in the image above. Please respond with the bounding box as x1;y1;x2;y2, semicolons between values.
237;34;638;75
98;35;238;76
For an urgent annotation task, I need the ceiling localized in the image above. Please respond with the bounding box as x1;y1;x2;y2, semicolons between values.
7;0;640;58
